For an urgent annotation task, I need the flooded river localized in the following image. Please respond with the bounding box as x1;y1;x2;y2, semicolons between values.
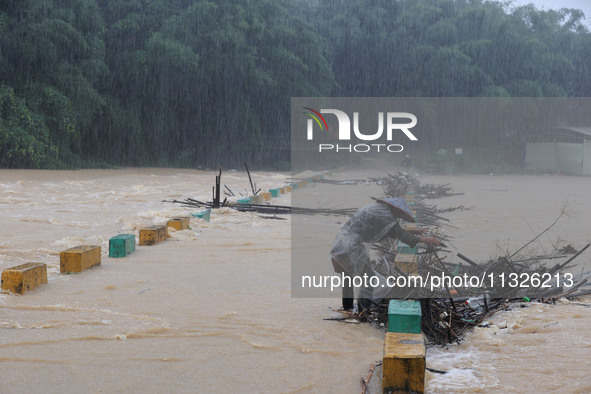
0;168;590;392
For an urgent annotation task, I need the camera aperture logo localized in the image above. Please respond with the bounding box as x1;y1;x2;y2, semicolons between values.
302;107;418;153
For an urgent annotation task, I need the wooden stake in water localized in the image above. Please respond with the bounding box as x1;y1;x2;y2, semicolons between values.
213;167;222;208
244;163;259;195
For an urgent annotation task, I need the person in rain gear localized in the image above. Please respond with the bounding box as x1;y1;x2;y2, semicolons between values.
330;197;439;310
402;154;412;169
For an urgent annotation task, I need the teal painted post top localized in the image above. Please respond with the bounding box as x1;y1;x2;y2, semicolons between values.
109;234;136;258
388;299;422;334
191;210;211;222
397;242;418;255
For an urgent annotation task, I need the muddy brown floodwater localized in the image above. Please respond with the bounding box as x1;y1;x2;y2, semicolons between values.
0;168;589;393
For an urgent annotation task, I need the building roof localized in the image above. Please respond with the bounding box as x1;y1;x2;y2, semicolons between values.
550;126;591;139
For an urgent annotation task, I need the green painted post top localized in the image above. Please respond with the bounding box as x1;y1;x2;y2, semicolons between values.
388;299;421;316
111;234;135;241
388;299;422;334
397;242;418;255
109;234;135;258
191;210;211;222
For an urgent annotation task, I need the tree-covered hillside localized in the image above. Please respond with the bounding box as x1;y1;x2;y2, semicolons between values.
1;0;589;168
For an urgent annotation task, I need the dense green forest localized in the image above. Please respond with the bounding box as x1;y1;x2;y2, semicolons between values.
1;0;590;169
